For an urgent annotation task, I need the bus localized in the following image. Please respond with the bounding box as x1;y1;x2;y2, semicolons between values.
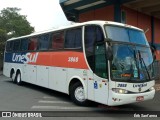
3;21;155;106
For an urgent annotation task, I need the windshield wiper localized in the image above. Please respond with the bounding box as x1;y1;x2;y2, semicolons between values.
138;50;151;80
133;50;140;79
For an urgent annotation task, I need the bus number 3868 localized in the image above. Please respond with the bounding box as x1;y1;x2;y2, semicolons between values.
68;57;79;62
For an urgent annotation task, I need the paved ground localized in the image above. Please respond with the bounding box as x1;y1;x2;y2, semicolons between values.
0;73;160;120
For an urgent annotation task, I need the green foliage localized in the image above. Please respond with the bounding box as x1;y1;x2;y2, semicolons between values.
0;7;34;38
0;7;35;65
0;29;6;60
0;29;7;41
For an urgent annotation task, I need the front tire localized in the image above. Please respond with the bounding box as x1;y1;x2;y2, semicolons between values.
70;82;88;106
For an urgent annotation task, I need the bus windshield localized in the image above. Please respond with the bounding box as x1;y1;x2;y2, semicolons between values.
111;44;154;81
105;25;154;82
105;25;149;46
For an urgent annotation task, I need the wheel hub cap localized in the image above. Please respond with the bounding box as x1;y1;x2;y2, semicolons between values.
74;87;85;102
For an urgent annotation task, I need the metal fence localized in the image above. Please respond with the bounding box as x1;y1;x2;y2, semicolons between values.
153;60;160;80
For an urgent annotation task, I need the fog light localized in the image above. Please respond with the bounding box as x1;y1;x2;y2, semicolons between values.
149;87;154;91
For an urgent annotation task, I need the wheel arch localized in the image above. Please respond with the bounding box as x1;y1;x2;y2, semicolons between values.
16;68;22;80
68;76;87;98
10;68;15;78
16;68;21;74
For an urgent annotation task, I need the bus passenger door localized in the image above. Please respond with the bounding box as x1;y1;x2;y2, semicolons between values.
93;43;109;105
93;75;108;105
84;25;108;103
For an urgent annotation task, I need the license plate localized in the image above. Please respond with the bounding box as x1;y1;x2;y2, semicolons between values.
136;96;144;101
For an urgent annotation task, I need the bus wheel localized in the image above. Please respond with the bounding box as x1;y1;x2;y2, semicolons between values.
11;71;16;83
70;82;88;106
16;72;22;85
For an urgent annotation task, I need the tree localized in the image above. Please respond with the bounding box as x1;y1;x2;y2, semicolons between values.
0;29;6;69
0;7;34;38
0;7;34;69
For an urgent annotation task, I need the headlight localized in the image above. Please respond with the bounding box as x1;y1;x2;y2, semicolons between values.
149;87;154;91
112;88;128;94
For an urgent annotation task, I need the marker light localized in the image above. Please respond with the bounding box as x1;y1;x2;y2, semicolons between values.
112;88;128;94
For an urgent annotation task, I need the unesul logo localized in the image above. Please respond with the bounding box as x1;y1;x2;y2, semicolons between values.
12;53;39;64
133;83;147;88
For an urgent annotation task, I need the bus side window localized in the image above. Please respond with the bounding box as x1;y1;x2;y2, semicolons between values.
38;34;50;50
13;40;20;52
51;32;64;49
28;37;38;51
85;26;97;72
21;38;28;51
65;28;82;48
9;41;14;51
96;26;104;42
6;41;11;52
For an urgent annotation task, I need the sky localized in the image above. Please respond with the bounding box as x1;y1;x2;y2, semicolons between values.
0;0;71;32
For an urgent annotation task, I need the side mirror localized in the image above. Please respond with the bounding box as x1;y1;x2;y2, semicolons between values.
106;45;113;61
104;38;113;60
153;54;156;61
150;45;156;61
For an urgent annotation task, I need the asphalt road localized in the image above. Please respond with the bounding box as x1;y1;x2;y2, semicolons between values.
0;74;160;120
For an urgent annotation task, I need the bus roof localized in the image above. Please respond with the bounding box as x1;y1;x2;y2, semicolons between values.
7;20;143;41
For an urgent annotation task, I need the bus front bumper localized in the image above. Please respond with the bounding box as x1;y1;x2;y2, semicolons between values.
107;89;155;106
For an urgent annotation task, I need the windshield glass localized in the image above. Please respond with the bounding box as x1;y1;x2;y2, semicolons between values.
105;25;149;46
104;25;154;81
111;44;154;81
